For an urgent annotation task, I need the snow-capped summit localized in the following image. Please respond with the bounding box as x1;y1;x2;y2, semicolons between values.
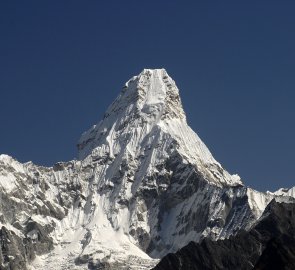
107;68;185;121
78;69;241;186
112;68;186;121
0;69;294;270
77;68;185;159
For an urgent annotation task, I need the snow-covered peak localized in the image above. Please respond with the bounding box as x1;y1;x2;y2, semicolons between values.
272;186;295;197
77;69;242;186
123;68;186;121
0;154;13;162
77;68;186;160
102;68;186;125
1;69;295;270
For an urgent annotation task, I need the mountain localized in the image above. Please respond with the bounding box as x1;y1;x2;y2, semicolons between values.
0;69;294;270
153;197;295;270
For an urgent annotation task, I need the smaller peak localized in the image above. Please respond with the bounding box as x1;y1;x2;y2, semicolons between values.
0;154;23;167
0;154;13;161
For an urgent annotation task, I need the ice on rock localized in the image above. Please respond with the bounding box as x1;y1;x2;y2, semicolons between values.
78;69;241;186
0;69;294;270
270;186;295;198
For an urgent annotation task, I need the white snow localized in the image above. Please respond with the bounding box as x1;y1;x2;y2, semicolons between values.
0;69;294;270
273;186;295;197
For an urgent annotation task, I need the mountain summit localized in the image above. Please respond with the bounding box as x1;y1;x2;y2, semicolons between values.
78;69;241;186
0;69;294;270
77;68;186;160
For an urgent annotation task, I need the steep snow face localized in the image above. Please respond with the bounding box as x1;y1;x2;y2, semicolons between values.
0;155;158;270
78;69;241;187
0;69;294;270
78;69;186;159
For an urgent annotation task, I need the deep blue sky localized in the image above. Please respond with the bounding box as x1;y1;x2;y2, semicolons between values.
0;1;294;191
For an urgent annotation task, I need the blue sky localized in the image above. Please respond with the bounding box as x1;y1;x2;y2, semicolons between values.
0;1;294;191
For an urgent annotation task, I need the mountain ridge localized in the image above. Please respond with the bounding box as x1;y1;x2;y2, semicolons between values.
153;198;295;270
0;69;294;270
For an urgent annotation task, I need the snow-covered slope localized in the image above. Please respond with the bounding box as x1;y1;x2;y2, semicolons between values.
273;186;295;197
0;69;294;270
78;69;241;186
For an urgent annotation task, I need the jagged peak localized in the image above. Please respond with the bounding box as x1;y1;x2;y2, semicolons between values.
77;69;188;159
0;154;17;165
0;154;11;161
77;69;241;187
103;68;186;122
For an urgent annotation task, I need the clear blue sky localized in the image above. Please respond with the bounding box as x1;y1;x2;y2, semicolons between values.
0;1;294;191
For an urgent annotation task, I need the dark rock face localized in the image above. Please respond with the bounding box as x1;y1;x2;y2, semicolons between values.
0;226;27;270
0;221;54;270
153;200;295;270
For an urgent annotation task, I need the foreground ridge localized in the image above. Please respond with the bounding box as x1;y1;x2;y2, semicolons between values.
0;69;294;270
153;198;295;270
